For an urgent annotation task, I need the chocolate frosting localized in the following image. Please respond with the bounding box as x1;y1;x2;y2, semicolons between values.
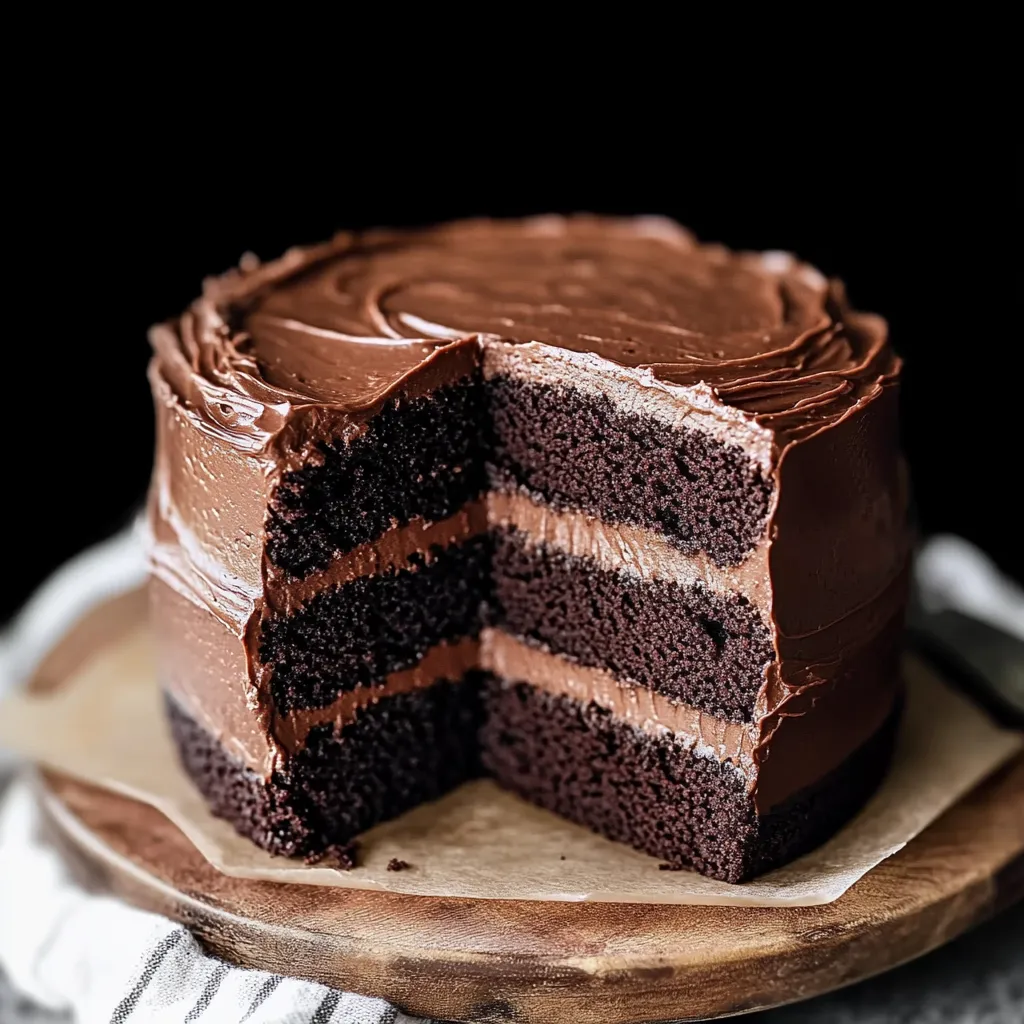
150;215;898;452
148;215;909;814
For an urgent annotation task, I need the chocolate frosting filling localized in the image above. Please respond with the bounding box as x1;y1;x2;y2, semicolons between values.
272;639;481;756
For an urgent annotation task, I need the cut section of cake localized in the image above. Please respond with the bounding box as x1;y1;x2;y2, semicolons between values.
147;216;909;881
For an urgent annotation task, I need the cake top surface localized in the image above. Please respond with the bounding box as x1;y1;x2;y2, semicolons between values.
151;216;898;448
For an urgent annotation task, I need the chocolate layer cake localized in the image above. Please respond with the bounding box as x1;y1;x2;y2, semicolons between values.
148;217;909;882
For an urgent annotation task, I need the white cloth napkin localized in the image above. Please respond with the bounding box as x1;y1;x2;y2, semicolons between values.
0;528;1021;1024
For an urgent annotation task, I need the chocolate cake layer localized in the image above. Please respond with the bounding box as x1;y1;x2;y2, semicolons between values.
261;535;493;712
266;376;488;579
479;677;900;883
493;526;773;721
487;374;773;566
166;680;483;862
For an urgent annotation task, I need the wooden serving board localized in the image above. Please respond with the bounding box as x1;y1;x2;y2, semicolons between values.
28;592;1024;1023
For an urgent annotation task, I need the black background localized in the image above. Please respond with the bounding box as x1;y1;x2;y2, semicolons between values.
6;112;1020;622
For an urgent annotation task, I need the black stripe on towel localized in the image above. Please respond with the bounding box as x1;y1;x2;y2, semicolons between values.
108;929;187;1022
240;975;283;1021
184;962;228;1021
310;990;340;1023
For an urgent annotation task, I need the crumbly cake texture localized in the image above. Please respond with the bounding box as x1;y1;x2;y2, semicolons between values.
261;537;493;712
487;375;773;565
493;527;773;722
148;216;909;882
165;680;483;863
266;378;488;579
479;679;901;883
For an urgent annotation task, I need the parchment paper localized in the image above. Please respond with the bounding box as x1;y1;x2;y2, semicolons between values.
0;624;1019;906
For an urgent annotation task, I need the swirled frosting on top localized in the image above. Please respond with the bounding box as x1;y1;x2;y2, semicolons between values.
149;216;898;451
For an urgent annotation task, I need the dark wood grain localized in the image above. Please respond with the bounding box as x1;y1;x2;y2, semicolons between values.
29;591;1024;1023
